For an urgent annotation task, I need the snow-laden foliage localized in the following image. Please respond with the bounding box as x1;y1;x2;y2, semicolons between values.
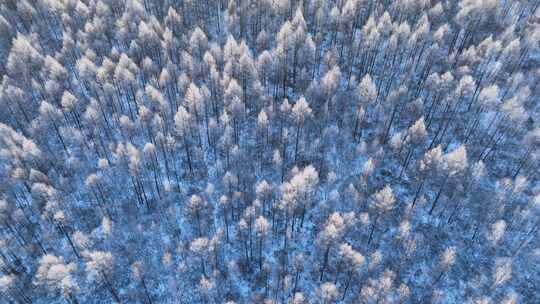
0;0;538;303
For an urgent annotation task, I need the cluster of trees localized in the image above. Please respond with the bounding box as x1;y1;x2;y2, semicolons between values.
0;0;539;303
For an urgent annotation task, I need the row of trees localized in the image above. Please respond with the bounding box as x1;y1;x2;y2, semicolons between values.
0;0;538;303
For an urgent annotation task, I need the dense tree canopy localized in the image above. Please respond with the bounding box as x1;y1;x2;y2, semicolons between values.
0;0;539;303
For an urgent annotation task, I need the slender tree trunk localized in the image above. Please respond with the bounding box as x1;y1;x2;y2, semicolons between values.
341;271;353;301
382;104;399;144
60;225;80;259
142;279;153;304
429;174;450;216
368;214;379;245
294;121;301;163
319;245;331;281
101;271;121;303
259;236;263;270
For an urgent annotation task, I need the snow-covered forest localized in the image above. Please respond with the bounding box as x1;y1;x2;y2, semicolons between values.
0;0;539;303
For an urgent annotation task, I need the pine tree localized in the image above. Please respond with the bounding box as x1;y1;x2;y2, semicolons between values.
291;96;312;162
368;185;395;245
35;254;78;302
83;250;120;303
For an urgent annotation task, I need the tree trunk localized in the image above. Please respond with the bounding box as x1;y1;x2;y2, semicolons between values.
294;122;301;163
319;245;331;281
341;271;353;301
368;214;379;245
142;279;152;304
259;236;263;270
101;271;121;303
429;185;445;216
